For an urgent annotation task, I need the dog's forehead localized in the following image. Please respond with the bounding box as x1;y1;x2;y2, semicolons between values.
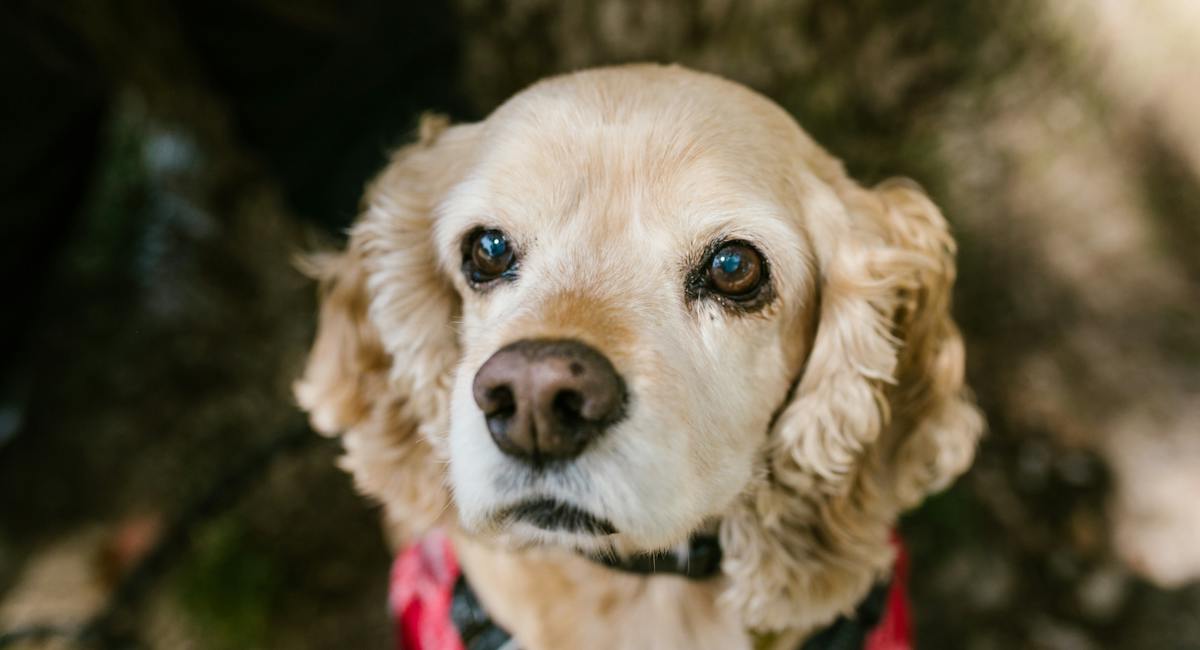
432;66;837;306
449;72;811;243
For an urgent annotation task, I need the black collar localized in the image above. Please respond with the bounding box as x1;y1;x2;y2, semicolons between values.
448;537;893;650
589;534;724;580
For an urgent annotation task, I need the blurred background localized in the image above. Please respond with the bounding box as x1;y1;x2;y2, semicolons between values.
1;1;1198;648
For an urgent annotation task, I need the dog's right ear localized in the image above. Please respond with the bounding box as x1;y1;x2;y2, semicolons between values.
294;115;478;540
293;246;389;436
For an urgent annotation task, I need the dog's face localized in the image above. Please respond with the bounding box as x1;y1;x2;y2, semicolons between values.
435;83;819;552
297;65;981;630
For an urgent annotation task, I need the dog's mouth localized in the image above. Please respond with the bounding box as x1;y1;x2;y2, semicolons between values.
501;498;617;535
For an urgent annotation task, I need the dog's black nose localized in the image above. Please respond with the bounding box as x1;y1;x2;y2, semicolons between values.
472;339;626;463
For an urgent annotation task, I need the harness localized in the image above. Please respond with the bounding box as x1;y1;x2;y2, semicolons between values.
389;530;911;650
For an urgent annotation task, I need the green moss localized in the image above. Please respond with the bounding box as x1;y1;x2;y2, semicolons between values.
67;102;153;281
902;481;983;547
174;518;281;649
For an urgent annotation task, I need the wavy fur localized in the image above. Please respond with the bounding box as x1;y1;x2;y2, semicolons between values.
295;65;982;647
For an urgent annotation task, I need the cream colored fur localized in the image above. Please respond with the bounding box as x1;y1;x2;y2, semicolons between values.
295;64;982;648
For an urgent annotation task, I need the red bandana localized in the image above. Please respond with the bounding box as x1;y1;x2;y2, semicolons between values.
389;530;464;650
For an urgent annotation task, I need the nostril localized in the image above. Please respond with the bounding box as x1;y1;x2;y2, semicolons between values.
484;385;515;417
484;385;516;434
552;389;585;428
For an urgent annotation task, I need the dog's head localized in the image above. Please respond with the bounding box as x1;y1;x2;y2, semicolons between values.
296;65;982;631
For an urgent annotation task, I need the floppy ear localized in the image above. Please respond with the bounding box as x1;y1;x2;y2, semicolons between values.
721;177;983;632
294;115;477;543
870;180;984;508
781;178;982;502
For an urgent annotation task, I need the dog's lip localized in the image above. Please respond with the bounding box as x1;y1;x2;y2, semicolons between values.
500;498;617;535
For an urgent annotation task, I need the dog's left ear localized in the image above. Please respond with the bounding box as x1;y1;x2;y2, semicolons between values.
721;176;983;632
782;178;983;504
862;180;984;507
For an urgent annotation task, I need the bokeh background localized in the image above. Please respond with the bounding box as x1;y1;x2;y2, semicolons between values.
2;1;1199;648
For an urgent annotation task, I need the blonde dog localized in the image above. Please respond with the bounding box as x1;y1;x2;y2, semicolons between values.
296;64;982;649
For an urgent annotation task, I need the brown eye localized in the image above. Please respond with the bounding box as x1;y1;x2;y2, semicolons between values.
707;242;763;297
466;229;516;284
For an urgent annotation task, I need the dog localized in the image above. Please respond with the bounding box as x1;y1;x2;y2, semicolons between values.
295;64;983;649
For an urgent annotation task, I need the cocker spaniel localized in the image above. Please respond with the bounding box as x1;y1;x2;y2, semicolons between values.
296;64;983;649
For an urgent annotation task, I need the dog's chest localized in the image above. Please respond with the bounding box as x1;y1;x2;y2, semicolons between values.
450;535;752;650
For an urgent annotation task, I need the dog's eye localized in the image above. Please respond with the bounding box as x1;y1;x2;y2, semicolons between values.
465;228;517;285
707;242;763;297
